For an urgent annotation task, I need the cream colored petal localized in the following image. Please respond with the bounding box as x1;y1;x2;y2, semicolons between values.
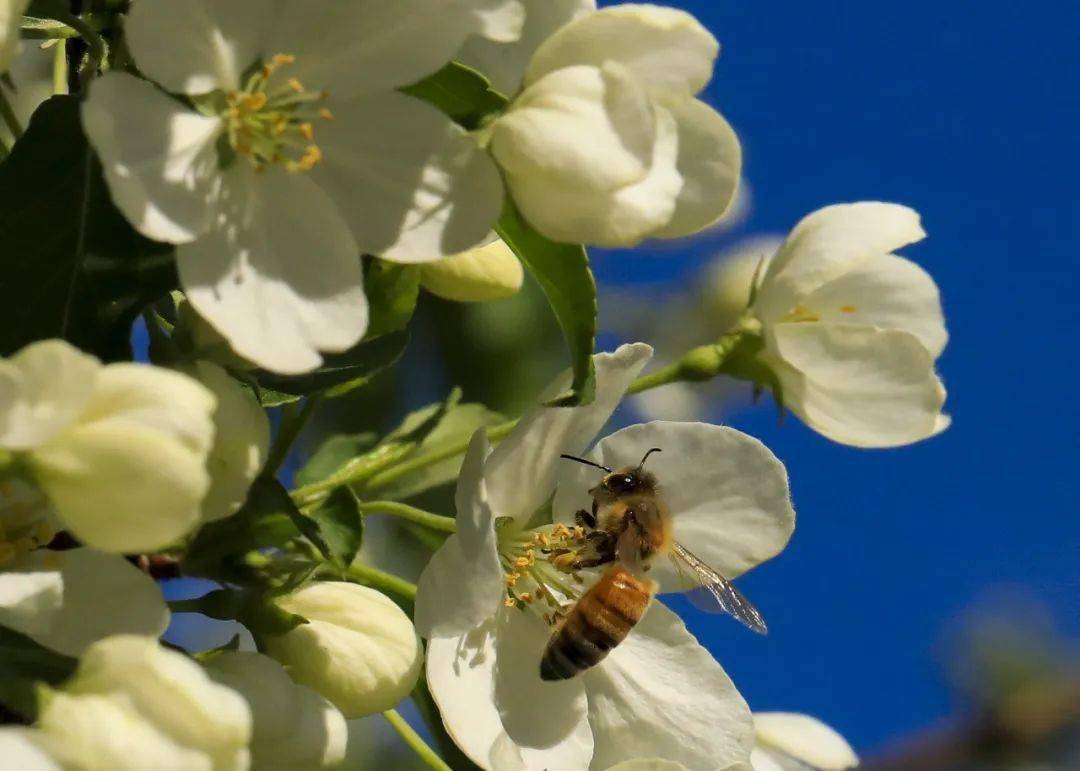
0;561;63;639
753;712;858;770
525;4;718;97
180;362;270;522
553;421;795;592
0;340;99;450
458;0;596;95
6;549;168;657
498;71;681;246
462;0;526;42
0;729;60;771
67;635;252;769
650;99;742;240
313;91;503;263
419;238;524;302
82;73;222;244
755;202;926;323
265;582;422;718
767;322;949;448
801;253;948;358
125;0;275;93
178;165;368;375
583;602;753;770
483;343;652;523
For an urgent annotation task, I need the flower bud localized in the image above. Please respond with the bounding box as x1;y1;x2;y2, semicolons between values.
44;635;251;770
0;340;216;553
752;712;857;770
177;361;269;522
419;238;524;302
264;582;422;718
204;651;347;769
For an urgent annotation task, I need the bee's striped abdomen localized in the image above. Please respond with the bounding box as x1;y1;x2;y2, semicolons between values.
540;566;655;681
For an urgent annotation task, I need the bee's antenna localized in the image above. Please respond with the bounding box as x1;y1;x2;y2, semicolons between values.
559;454;612;474
637;447;662;469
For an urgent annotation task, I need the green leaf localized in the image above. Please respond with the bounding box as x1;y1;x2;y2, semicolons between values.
401;61;508;130
0;96;177;360
304;486;364;570
252;330;408;402
364;260;420;339
375;402;506;500
496;205;597;406
0;625;77;718
296;432;379;487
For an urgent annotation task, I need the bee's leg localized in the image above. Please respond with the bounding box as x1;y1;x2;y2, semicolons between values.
574;509;597;529
571;531;616;570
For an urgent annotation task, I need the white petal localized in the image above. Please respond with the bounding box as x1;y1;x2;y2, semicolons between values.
312;91;503;263
496;67;681;246
0;561;63;639
767;322;949;448
650;99;742;240
493;63;656;200
178;165;368;375
0;340;98;450
426;615;592;771
800;253;947;357
125;0;274;93
525;5;718;97
36;692;216;771
484;343;652;523
465;0;528;43
68;635;252;768
583;602;753;770
181;361;270;522
82;73;222;244
754;202;926;323
269;0;495;99
554;422;794;592
458;0;595;95
419;238;524;302
608;760;690;771
204;651;347;769
493;610;593;769
4;549;168;657
753;713;858;770
0;729;60;771
416;433;504;638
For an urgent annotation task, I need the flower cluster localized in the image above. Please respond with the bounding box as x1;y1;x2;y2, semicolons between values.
0;0;953;768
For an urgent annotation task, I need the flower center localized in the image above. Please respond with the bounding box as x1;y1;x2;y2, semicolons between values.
223;54;333;173
0;477;56;566
497;523;591;627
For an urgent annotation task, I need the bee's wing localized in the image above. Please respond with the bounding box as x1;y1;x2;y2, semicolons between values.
670;542;767;634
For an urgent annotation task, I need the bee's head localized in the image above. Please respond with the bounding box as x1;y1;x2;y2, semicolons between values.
559;448;662;500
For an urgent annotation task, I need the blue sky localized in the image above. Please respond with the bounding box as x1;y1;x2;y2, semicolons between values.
593;0;1079;753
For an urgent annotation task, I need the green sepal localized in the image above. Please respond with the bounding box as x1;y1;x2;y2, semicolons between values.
400;61;509;130
0;625;78;720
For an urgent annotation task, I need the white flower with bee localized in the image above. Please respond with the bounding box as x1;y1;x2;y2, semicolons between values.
415;344;795;770
82;0;517;374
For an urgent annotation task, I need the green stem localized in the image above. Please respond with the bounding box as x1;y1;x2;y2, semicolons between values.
624;361;683;395
39;6;107;83
0;87;23;140
266;396;321;475
362;501;457;534
344;562;417;602
382;709;452;771
52;39;69;95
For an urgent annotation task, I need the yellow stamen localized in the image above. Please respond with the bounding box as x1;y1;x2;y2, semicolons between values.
840;305;857;313
273;53;296;66
288;77;304;93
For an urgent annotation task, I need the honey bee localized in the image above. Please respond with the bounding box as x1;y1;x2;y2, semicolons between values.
540;448;766;681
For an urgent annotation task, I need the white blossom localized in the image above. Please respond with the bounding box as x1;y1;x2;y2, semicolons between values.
83;0;517;374
419;236;524;302
486;5;741;246
749;202;950;447
750;712;858;771
0;545;168;657
415;344;795;770
28;635;252;770
204;651;347;770
0;340;215;553
264;581;423;718
0;0;27;74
